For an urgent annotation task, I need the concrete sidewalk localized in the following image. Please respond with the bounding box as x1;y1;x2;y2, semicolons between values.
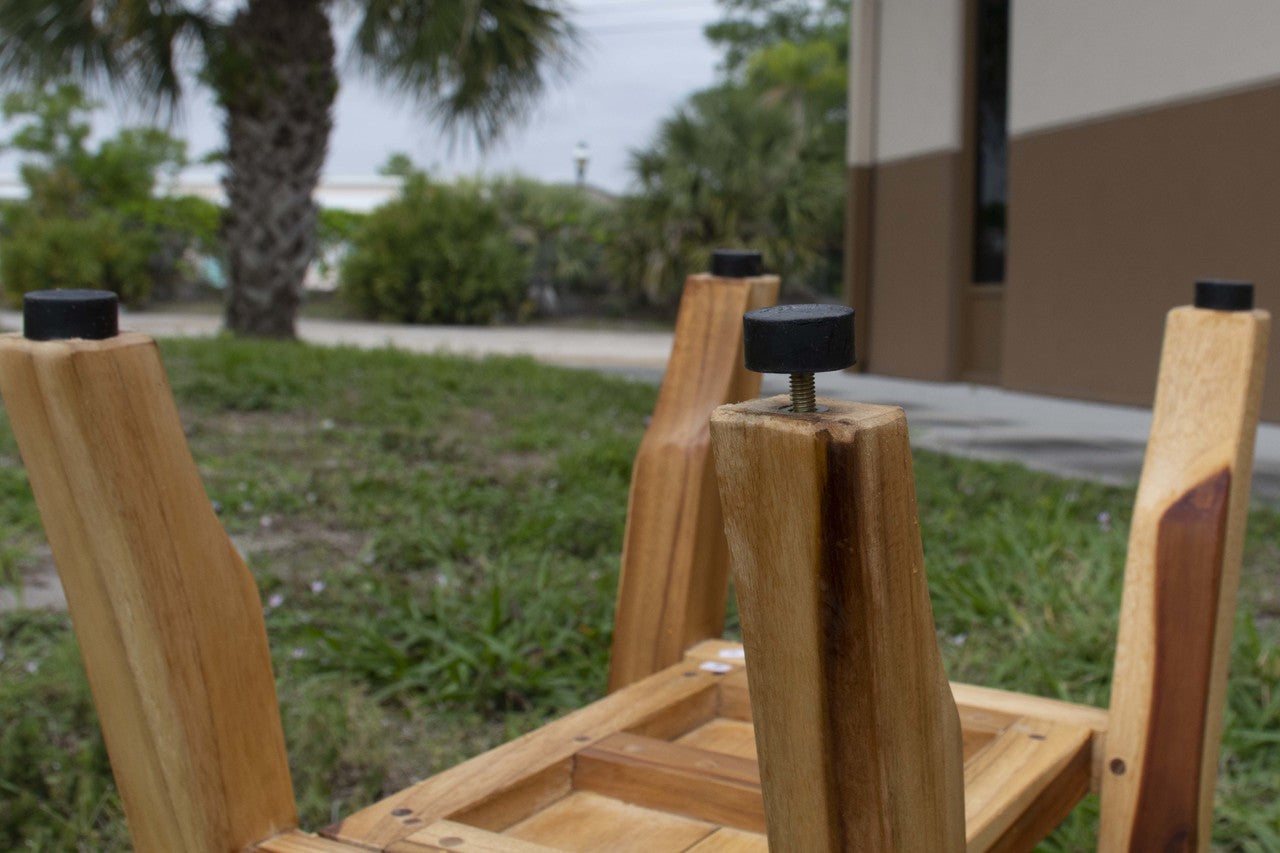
5;308;1278;501
0;310;677;368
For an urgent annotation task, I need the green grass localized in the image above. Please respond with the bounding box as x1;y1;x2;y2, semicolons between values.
0;337;1276;850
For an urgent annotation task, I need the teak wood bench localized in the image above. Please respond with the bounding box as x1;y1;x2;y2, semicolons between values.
0;262;1266;852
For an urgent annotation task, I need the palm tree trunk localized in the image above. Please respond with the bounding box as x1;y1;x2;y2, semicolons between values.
216;0;336;338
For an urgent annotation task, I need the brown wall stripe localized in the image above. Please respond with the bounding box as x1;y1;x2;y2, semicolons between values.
845;81;1280;420
1002;83;1280;419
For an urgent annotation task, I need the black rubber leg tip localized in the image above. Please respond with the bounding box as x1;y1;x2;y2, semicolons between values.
711;250;764;278
1195;280;1253;312
23;290;119;341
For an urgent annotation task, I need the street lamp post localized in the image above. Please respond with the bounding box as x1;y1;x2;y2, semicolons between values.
573;141;590;187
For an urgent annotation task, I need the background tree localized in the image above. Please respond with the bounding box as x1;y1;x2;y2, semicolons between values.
705;0;847;74
619;0;848;307
0;0;574;337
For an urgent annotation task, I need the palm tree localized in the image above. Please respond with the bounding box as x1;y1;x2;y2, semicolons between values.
0;0;574;337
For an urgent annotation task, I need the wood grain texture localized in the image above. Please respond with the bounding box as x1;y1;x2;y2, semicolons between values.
326;664;721;849
950;682;1109;791
447;760;573;833
676;718;759;760
689;643;1111;753
504;791;714;852
982;733;1092;853
716;669;753;722
683;638;749;665
573;732;764;831
255;831;369;851
962;720;1092;851
389;820;563;852
684;827;769;852
0;333;296;853
693;643;1105;849
1131;470;1230;848
608;272;778;690
1100;306;1269;851
711;397;966;851
619;684;719;742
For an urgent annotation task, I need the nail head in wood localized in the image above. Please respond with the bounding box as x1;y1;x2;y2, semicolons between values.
1194;279;1253;312
710;249;764;278
23;289;118;341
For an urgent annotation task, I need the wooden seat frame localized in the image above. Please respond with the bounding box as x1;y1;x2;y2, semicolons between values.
0;272;1266;852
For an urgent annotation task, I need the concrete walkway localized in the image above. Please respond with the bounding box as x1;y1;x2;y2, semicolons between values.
3;308;1278;501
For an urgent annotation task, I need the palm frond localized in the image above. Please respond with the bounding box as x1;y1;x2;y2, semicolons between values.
348;0;577;148
0;0;115;83
0;0;212;112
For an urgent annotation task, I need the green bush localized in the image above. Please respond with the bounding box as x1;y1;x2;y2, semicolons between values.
340;172;528;324
488;177;622;313
0;82;217;308
1;211;156;306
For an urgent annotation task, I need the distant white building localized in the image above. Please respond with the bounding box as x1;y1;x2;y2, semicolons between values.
0;173;403;213
161;174;403;213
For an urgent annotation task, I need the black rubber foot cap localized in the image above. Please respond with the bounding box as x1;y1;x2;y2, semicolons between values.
1195;280;1253;312
743;303;856;374
23;290;119;341
711;250;764;278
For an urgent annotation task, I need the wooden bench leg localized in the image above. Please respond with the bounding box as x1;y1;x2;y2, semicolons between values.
711;397;965;851
1101;297;1269;851
0;326;296;852
608;267;778;690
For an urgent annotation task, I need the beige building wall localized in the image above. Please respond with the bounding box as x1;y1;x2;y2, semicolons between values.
1009;0;1280;135
846;0;1280;418
846;0;968;380
1002;1;1280;418
874;0;965;161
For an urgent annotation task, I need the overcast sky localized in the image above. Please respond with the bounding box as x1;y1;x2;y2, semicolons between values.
0;0;723;194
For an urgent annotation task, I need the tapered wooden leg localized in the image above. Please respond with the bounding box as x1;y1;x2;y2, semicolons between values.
1100;305;1269;851
608;271;778;691
0;333;296;853
711;397;965;851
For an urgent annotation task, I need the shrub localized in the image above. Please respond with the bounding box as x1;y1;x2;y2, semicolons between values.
340;172;528;324
488;177;621;314
0;82;216;308
1;211;156;306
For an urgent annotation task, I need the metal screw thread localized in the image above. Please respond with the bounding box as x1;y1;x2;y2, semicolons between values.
789;373;816;413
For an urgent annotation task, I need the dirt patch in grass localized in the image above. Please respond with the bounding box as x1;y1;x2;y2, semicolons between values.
233;520;368;578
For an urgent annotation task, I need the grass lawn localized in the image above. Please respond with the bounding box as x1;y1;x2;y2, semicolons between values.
0;338;1276;850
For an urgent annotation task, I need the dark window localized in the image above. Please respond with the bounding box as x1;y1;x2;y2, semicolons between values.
973;0;1009;283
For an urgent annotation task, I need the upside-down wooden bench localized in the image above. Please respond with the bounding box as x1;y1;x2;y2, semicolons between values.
0;264;1266;851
